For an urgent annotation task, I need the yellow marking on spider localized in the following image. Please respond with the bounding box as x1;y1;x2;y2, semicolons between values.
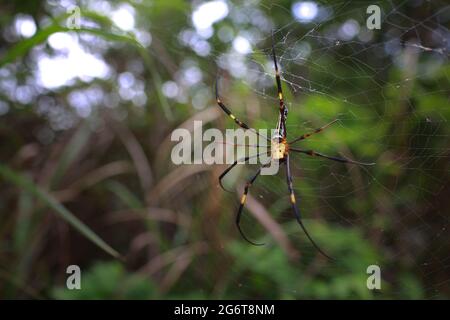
230;114;236;120
290;194;296;203
240;194;247;204
278;92;283;100
271;139;287;160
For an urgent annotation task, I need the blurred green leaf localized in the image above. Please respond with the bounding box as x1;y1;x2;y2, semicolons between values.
0;163;121;259
105;180;143;210
52;261;157;299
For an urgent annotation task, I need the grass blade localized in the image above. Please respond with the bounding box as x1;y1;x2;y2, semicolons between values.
0;163;121;259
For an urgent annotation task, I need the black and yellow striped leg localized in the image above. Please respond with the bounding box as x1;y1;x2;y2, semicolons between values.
215;77;270;142
236;166;266;246
271;37;287;137
285;154;333;260
290;148;376;166
219;151;270;192
271;38;285;111
289;119;339;144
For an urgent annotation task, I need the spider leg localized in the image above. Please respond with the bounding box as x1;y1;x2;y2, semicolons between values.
290;148;375;166
215;77;270;142
285;154;334;260
219;151;270;193
271;34;285;110
236;164;269;246
271;33;288;137
289;119;339;145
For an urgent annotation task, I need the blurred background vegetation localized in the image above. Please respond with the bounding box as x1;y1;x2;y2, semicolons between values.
0;0;449;299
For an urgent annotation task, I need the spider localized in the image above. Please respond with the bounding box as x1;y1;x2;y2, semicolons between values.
216;41;375;260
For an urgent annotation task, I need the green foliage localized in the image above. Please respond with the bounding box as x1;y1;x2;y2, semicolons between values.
226;222;381;299
52;262;158;299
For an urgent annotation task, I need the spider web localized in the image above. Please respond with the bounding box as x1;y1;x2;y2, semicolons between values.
205;0;450;299
4;0;448;300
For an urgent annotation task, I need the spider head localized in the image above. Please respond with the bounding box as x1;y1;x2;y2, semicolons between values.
271;133;283;142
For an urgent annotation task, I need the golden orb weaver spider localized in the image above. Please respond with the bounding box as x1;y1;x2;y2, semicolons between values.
216;38;375;260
